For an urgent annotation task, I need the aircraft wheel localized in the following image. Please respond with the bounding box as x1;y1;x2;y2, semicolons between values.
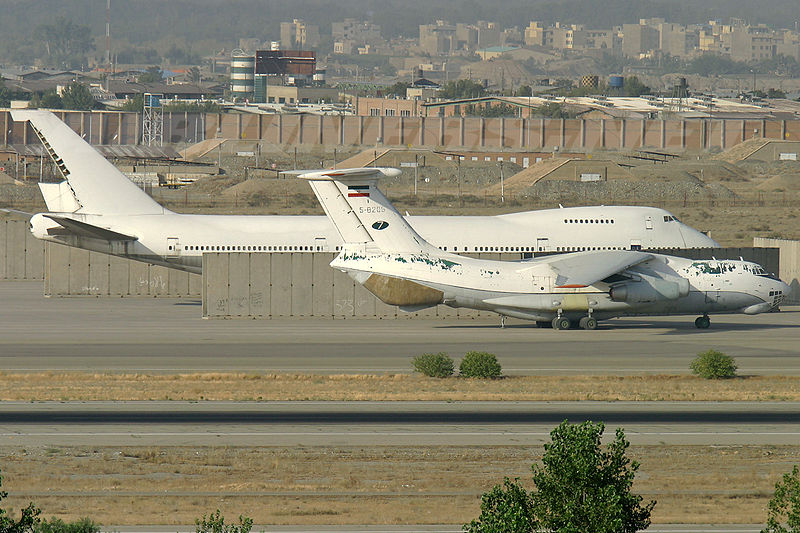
579;317;598;330
536;321;552;328
694;316;711;329
552;317;571;330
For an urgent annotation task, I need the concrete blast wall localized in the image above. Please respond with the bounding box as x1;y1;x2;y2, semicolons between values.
5;110;800;151
201;252;496;319
44;243;201;297
0;218;44;280
754;237;800;303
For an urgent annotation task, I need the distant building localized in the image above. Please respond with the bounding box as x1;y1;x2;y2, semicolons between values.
476;46;520;60
356;96;423;117
280;19;320;50
332;19;384;49
622;22;660;58
419;21;457;56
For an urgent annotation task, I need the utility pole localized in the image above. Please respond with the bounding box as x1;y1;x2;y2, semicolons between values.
414;153;418;196
500;160;504;203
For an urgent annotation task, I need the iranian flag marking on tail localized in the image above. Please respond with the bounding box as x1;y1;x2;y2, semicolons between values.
347;185;370;198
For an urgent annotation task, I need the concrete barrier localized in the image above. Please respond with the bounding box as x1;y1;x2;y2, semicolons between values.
201;252;506;319
44;242;201;297
0;218;44;280
754;238;800;303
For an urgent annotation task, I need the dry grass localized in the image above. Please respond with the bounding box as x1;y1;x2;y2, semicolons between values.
2;372;800;401
1;444;796;525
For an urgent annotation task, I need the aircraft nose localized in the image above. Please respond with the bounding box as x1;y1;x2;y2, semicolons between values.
678;224;719;248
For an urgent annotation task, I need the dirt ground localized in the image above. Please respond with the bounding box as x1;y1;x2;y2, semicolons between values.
2;372;800;402
1;444;794;526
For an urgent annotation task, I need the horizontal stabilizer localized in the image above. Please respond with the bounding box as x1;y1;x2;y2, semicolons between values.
535;250;654;288
44;215;137;242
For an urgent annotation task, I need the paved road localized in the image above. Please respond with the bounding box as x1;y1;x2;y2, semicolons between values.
2;401;799;446
2;281;800;375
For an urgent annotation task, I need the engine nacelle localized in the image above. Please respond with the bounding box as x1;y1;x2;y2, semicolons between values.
610;277;689;304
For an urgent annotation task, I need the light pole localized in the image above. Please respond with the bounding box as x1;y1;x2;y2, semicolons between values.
500;160;504;203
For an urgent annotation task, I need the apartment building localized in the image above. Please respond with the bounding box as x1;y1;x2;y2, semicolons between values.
280;19;320;50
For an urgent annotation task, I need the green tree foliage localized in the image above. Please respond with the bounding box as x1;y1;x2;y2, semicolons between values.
412;352;455;378
28;90;63;109
763;465;800;533
0;468;41;533
531;420;655;532
37;17;93;69
459;351;502;378
120;94;144;113
138;66;164;84
767;88;787;99
188;67;202;84
517;85;532;97
690;349;737;379
686;54;751;76
464;477;536;533
60;83;96;111
466;103;519;118
463;421;654;532
440;79;486;99
164;43;200;65
385;81;411;97
623;76;651;97
34;517;99;533
195;509;253;533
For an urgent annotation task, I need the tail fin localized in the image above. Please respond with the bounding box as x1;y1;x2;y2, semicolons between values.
300;167;438;255
11;110;166;215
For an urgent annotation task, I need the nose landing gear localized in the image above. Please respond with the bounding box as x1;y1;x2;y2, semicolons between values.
694;315;711;329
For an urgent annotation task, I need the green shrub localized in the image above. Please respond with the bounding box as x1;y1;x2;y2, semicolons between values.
459;351;502;378
195;509;253;533
35;517;100;533
690;349;737;379
412;352;455;378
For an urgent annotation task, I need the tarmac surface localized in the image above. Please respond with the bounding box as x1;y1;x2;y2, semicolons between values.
2;281;800;375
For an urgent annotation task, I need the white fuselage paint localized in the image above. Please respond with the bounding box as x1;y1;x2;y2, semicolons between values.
332;250;789;322
30;205;716;275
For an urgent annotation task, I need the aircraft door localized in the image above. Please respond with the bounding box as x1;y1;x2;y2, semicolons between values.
536;238;550;252
166;237;180;258
704;289;721;304
645;216;654;230
314;237;329;252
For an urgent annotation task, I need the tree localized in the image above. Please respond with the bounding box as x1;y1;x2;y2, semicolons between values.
138;66;163;84
440;79;486;99
767;88;787;99
623;76;651;97
120;94;144;113
464;478;536;533
464;421;655;532
188;67;201;84
530;420;655;532
60;83;96;111
763;465;800;533
0;468;41;533
385;81;411;97
38;17;93;69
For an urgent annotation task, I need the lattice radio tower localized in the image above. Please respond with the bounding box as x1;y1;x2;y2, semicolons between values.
142;93;163;146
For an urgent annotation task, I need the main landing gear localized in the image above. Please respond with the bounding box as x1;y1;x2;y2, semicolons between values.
694;314;711;329
550;314;598;330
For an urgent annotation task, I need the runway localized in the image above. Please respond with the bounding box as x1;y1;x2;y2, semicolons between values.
2;281;800;375
3;401;800;446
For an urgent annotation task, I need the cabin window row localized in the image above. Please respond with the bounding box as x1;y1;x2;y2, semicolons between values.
185;245;335;252
564;219;614;224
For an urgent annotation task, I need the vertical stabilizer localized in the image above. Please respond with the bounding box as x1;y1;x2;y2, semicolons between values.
11;110;167;215
301;167;437;255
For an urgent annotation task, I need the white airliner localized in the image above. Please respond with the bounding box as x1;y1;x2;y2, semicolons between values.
302;167;789;330
11;110;717;275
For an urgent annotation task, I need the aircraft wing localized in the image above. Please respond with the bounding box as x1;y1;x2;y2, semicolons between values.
535;250;655;288
43;215;138;242
0;208;33;218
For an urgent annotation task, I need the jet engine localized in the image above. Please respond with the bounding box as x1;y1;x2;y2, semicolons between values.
609;277;689;304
